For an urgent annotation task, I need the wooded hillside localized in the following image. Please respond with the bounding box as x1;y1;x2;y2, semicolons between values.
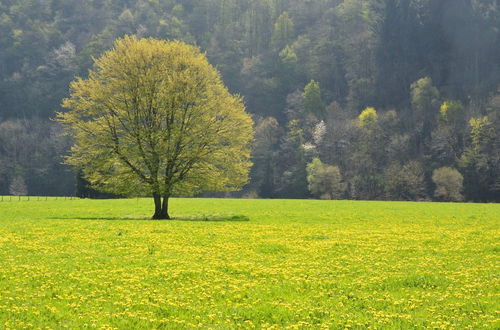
0;0;498;201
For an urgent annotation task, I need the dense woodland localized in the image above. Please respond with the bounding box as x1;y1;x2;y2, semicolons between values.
0;0;498;201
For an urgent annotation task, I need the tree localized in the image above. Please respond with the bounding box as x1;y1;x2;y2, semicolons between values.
410;77;440;153
9;174;27;196
277;120;309;198
272;11;294;50
348;106;387;200
439;100;465;127
303;80;325;119
432;167;464;202
306;158;345;200
385;161;425;201
357;107;378;127
460;116;500;201
251;116;282;198
58;36;253;219
430;100;466;167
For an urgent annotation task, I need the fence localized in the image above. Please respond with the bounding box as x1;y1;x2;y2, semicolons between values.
0;196;79;202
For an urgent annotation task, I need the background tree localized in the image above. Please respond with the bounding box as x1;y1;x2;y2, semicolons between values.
9;174;27;196
272;11;294;50
460;116;500;201
430;100;467;167
348;107;386;200
439;100;465;128
432;167;464;202
58;36;253;219
385;161;425;201
410;77;440;154
277;120;309;198
303;80;326;119
251;116;282;198
306;158;345;200
357;107;378;127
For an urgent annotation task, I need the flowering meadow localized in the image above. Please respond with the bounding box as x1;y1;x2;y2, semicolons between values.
0;198;498;328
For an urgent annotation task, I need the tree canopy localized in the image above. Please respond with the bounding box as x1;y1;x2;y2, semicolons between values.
57;36;253;219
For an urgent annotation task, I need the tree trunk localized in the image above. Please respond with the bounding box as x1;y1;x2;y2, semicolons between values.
152;193;162;219
161;195;170;220
152;193;170;220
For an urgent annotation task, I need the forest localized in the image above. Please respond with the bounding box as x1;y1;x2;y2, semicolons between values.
0;0;498;202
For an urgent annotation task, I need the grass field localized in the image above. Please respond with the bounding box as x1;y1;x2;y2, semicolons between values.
0;198;498;329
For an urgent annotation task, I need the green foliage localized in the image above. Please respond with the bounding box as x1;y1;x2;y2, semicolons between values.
347;78;376;112
439;100;465;125
0;198;498;327
432;167;464;202
251;117;281;198
271;11;294;50
411;77;440;118
58;36;253;218
469;116;495;147
385;161;426;201
0;119;73;196
459;116;500;201
410;77;441;152
357;107;378;127
279;45;297;68
277;120;309;198
348;107;387;200
306;158;345;199
278;45;298;84
302;80;325;119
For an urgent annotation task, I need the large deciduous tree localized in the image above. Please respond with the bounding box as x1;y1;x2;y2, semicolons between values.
58;36;253;219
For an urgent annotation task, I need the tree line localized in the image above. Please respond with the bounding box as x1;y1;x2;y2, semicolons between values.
0;0;498;201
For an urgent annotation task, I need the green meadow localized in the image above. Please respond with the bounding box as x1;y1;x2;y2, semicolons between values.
0;198;498;328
